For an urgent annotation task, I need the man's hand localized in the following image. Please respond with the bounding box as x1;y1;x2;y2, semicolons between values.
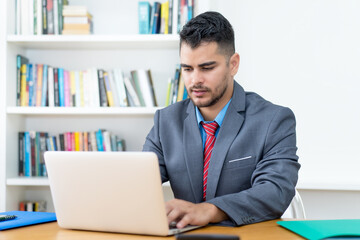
165;199;228;229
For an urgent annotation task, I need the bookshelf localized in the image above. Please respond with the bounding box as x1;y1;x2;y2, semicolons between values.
0;0;209;212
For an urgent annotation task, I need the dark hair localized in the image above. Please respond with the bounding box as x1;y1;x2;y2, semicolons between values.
180;11;235;58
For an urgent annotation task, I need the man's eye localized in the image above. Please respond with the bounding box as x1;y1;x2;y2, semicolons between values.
183;68;192;72
202;67;214;71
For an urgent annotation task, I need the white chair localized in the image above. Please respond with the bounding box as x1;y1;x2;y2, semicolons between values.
281;189;306;219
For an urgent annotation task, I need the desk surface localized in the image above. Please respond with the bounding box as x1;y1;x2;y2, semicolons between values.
0;219;304;240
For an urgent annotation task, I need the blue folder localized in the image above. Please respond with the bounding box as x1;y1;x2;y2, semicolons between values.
278;219;360;240
0;211;56;230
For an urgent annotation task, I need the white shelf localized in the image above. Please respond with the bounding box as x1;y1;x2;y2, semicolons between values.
6;107;162;116
7;34;180;50
7;177;49;186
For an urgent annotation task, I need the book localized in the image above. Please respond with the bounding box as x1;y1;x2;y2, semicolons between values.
58;68;65;106
41;65;48;106
97;70;108;107
103;71;115;107
18;132;25;176
113;69;128;107
36;64;43;106
0;211;56;230
132;69;157;107
20;63;27;106
16;55;29;106
151;2;161;34
46;0;54;34
130;71;146;106
138;1;151;34
160;1;169;34
47;66;54;107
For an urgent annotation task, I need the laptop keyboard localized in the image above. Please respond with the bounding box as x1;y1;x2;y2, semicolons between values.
169;221;178;229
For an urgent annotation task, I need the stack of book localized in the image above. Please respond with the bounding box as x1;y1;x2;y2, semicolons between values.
138;0;193;34
62;5;93;35
18;129;125;177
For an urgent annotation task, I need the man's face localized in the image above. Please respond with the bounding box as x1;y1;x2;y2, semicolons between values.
180;42;238;109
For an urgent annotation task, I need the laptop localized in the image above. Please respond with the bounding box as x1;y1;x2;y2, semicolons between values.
44;151;201;236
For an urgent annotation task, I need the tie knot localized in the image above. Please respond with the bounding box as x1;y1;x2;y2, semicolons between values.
201;121;219;136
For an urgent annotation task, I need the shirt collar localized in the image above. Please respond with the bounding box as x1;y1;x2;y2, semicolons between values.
195;99;232;127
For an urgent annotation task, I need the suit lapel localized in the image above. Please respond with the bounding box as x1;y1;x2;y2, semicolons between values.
183;101;204;203
206;82;246;200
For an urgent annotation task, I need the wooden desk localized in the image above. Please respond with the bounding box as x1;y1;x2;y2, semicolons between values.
0;220;303;240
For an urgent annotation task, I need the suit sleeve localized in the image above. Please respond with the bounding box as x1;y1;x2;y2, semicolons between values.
207;107;300;226
142;110;169;183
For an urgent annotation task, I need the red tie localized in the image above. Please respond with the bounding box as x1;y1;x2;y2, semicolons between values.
201;121;219;201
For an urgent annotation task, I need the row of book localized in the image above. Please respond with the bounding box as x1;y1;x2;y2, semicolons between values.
18;129;126;177
19;201;47;212
16;0;68;35
165;65;187;106
138;0;193;34
16;55;158;108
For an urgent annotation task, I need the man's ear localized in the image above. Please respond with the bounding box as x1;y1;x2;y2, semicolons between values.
229;53;240;76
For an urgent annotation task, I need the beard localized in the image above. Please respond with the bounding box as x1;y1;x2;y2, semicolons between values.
188;81;228;108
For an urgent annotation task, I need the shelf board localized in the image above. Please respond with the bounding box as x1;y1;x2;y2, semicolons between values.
7;177;49;186
6;107;162;116
7;34;180;50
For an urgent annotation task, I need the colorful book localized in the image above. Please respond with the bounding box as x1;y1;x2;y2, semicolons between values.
41;65;48;106
160;1;169;34
138;1;151;34
151;2;161;34
58;68;65;106
16;55;29;106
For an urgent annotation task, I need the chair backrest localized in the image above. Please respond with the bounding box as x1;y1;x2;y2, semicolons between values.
281;189;306;219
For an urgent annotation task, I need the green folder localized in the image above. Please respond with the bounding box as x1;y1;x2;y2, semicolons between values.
278;220;360;240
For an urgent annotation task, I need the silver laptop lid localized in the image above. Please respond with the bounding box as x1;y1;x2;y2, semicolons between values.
45;151;170;236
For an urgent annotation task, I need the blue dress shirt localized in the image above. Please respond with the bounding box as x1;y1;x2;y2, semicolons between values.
195;99;232;149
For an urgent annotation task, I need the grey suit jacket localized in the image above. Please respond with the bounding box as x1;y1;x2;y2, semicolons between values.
143;81;300;226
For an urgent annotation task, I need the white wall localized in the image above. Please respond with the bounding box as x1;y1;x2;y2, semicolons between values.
208;0;360;218
212;0;360;188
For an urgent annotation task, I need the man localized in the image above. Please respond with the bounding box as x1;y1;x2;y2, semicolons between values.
143;11;300;228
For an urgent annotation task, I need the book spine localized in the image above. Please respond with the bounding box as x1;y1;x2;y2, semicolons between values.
70;71;76;106
95;129;104;151
20;64;27;106
79;71;85;107
42;0;48;34
36;64;43;106
47;66;55;107
39;132;47;176
138;1;151;34
75;71;81;107
35;132;41;176
28;64;34;106
97;70;108;107
130;71;146;106
30;131;36;176
41;65;48;106
53;68;59;106
74;132;80;151
46;0;54;34
18;132;25;176
58;68;65;106
103;71;114;107
24;132;31;177
64;70;70;107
